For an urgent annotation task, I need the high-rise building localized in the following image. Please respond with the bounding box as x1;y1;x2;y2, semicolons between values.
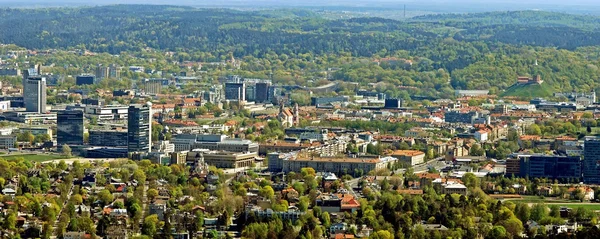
584;138;600;184
255;82;270;103
76;75;95;85
57;110;84;146
127;103;152;153
23;76;47;113
225;82;245;101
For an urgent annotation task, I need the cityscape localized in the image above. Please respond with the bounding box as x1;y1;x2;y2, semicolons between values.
3;1;600;239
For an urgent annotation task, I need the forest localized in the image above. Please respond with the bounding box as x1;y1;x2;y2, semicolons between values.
3;5;600;97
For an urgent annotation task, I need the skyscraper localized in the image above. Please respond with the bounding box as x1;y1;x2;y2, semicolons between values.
23;76;47;113
57;110;84;146
583;138;600;184
128;103;152;153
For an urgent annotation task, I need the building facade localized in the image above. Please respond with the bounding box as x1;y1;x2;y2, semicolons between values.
584;138;600;184
225;82;246;101
57;110;84;146
519;155;581;180
24;76;47;113
89;130;128;147
76;75;95;85
127;103;152;153
268;152;398;176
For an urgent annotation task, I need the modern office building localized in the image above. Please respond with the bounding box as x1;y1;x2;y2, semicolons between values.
172;134;258;153
584;138;600;184
89;130;128;147
384;98;403;109
23;76;47;113
255;82;270;103
518;155;581;180
127;103;152;153
57;110;84;146
76;75;95;85
225;82;245;101
444;111;479;124
245;84;256;102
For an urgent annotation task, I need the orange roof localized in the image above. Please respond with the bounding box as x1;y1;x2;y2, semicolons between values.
415;172;441;179
397;189;424;195
389;150;425;157
519;135;541;141
335;234;355;239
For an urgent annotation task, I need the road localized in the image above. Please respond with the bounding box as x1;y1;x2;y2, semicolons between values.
51;184;75;238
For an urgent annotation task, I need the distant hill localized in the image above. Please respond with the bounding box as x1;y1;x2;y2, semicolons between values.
500;83;554;98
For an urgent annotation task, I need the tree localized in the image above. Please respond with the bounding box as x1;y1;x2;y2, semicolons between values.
142;215;160;237
530;203;548;221
147;188;159;201
62;144;72;157
298;196;310;212
527;124;542;135
370;230;394;239
321;211;331;228
462;172;479;189
97;189;114;205
4;212;17;231
487;225;508;239
259;186;275;200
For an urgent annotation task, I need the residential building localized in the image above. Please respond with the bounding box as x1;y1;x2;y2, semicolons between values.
583;138;600;184
23;75;47;113
389;150;425;166
127;103;152;153
89;130;128;147
474;130;489;142
57;110;84;146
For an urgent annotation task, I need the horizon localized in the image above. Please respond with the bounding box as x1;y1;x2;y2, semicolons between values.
4;0;600;15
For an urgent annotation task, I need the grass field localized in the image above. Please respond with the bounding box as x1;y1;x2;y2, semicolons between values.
507;195;574;204
0;154;68;162
501;83;553;98
549;204;600;211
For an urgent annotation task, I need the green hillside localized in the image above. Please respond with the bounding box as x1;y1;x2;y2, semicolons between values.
500;83;554;98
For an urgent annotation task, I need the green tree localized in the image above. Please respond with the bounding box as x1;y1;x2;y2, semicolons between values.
62;144;72;157
142;215;160;237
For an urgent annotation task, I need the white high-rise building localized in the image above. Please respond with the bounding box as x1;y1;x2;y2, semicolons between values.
24;76;47;113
